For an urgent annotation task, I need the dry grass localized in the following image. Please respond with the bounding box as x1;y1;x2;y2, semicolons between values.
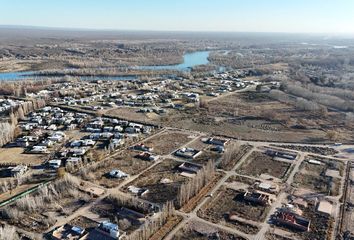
0;147;44;165
143;130;192;155
236;151;291;180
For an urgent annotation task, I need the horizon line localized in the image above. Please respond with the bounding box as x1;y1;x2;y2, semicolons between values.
1;24;354;37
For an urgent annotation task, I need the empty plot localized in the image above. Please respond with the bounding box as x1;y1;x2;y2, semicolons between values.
143;131;192;155
198;187;265;234
122;159;188;204
236;151;291;180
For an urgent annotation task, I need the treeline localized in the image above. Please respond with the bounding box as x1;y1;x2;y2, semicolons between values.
126;201;175;240
269;90;323;112
0;175;81;226
177;160;215;208
283;83;354;111
0;98;46;147
12;98;46;121
0;79;63;96
0;122;15;146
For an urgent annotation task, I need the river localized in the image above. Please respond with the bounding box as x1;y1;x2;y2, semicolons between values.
0;50;211;81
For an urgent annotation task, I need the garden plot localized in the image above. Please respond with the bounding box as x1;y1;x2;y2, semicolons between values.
197;187;269;234
174;220;247;240
77;150;154;188
89;194;154;235
236;151;292;180
142;130;193;155
0;176;93;233
292;156;343;196
121;159;189;204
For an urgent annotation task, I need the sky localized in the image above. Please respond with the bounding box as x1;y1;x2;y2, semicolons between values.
0;0;354;34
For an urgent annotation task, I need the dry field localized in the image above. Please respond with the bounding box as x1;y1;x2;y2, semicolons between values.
173;220;247;240
0;147;45;165
77;150;154;188
121;158;188;204
142;130;193;155
292;156;343;196
163;91;353;143
236;151;292;180
106;107;161;123
197;187;265;234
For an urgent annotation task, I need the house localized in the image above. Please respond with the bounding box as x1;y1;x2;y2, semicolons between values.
48;160;62;169
178;162;202;174
52;224;85;240
49;132;66;142
131;144;153;152
274;210;310;232
82;139;96;146
70;140;82;147
317;200;333;216
207;137;228;146
174;148;202;159
66;157;82;165
98;221;119;239
70;147;88;156
136;152;159;161
125;127;140;134
265;149;297;160
15;138;29;147
127;186;149;196
108;169;128;179
255;182;279;194
244;191;271;206
8;165;28;177
31;146;49;154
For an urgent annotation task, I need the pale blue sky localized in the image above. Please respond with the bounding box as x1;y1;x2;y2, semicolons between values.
0;0;353;33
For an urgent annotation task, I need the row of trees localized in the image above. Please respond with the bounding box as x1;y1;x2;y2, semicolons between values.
0;122;15;146
283;82;354;111
177;160;215;208
0;175;80;223
219;142;240;169
269;89;322;112
108;191;154;214
0;225;19;240
0;98;46;147
126;201;175;240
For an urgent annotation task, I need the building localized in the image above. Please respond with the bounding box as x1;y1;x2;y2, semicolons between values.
274;210;310;232
174;148;202;159
178;162;202;174
244;191;271;206
52;224;85;240
207;137;228;146
317;200;333;216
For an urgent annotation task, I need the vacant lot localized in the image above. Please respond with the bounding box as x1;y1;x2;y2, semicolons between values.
163;91;353;143
236;151;291;180
106;107;161;123
0;147;44;165
122;159;188;204
292;172;341;196
77;150;154;188
90;196;146;235
198;187;266;234
174;220;247;240
143;130;193;155
300;156;344;177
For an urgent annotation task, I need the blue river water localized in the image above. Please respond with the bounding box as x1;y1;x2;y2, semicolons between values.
0;51;211;81
139;51;210;71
